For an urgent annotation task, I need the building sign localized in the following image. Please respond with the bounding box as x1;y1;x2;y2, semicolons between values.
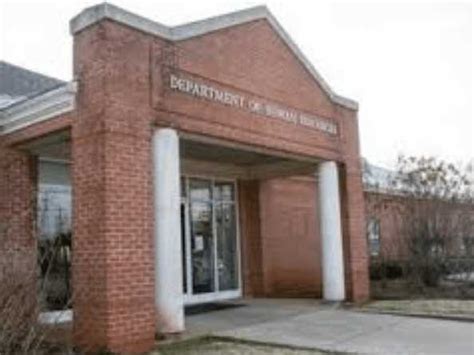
169;73;338;135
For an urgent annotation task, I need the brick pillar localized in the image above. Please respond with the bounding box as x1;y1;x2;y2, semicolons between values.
71;21;155;353
0;146;38;320
340;162;370;303
238;180;264;297
338;107;370;303
72;129;155;353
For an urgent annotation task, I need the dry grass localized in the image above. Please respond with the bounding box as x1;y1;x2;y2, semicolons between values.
153;337;327;355
371;279;474;300
361;299;474;319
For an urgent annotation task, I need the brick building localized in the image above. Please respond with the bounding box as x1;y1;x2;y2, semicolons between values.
0;4;370;353
363;161;474;261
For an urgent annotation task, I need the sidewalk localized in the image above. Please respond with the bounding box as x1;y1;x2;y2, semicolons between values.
184;299;474;354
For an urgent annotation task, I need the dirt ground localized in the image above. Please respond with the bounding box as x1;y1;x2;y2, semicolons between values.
153;338;326;355
370;279;474;300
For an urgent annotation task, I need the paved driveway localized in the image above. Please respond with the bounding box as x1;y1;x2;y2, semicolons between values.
185;299;474;354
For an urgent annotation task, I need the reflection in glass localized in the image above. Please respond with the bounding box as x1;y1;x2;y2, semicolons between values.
214;182;234;202
184;178;238;297
216;201;238;290
190;200;214;294
189;179;212;201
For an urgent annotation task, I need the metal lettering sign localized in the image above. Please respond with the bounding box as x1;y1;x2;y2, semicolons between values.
169;73;338;135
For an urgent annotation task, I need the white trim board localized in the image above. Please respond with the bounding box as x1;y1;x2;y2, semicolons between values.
38;310;73;324
0;82;77;135
70;3;358;111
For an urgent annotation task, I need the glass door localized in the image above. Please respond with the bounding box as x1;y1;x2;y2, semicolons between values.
215;182;238;291
182;177;241;305
189;179;215;294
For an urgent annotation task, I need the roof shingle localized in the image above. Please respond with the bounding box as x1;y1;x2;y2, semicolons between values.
0;61;64;109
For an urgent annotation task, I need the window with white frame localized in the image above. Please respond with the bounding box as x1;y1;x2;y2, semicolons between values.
367;217;381;256
38;160;72;239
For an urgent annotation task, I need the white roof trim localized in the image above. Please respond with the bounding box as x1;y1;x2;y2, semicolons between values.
70;3;358;110
0;82;77;135
38;310;73;324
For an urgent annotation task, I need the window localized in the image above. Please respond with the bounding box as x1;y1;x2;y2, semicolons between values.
367;218;381;256
462;237;474;256
429;242;444;257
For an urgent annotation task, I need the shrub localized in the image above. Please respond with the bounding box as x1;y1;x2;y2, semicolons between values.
370;260;404;280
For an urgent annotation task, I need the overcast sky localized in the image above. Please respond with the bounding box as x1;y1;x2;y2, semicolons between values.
1;0;472;168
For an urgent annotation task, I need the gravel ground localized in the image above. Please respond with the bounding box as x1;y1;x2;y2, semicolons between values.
361;299;474;318
153;338;326;355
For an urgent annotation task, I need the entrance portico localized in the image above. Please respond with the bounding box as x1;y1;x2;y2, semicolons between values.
0;3;369;353
152;130;347;333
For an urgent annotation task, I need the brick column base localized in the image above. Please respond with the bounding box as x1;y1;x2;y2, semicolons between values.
72;131;155;353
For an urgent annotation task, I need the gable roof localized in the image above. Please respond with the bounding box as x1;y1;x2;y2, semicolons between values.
70;3;358;111
362;159;399;193
0;61;65;110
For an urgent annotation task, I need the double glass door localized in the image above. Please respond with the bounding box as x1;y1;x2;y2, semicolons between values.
181;177;241;304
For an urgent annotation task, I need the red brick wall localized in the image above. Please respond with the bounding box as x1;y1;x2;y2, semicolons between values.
0;146;38;317
0;12;371;353
338;107;370;303
259;176;322;298
71;21;156;353
238;180;264;297
365;191;474;260
153;20;342;161
365;192;406;260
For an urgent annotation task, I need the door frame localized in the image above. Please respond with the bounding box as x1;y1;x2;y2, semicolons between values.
181;174;242;305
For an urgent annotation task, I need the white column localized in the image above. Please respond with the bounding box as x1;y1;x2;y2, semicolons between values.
318;161;345;301
153;128;184;333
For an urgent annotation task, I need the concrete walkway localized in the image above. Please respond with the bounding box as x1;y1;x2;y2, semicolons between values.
185;299;474;355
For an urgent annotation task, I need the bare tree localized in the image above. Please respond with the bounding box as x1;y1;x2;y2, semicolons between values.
0;158;73;354
366;156;474;298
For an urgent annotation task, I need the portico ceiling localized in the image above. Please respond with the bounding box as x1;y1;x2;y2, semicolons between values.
16;131;318;179
19;130;70;161
180;139;318;180
181;140;283;167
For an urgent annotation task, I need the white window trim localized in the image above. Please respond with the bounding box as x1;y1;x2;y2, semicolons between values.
368;217;381;256
0;82;77;135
